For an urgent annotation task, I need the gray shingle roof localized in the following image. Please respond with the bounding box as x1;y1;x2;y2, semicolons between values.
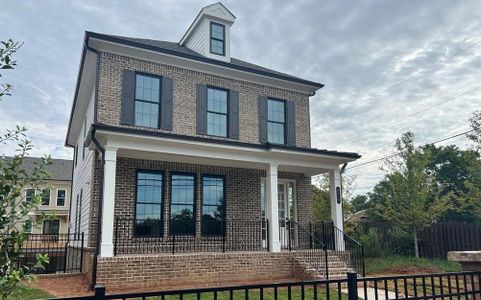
86;32;324;88
1;156;72;181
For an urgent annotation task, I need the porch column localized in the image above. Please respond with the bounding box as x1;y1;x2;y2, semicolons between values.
100;147;117;257
329;168;345;251
266;164;280;252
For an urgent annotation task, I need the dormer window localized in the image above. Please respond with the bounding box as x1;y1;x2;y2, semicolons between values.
210;22;225;56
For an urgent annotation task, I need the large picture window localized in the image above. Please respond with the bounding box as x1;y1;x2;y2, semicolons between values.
202;176;225;236
170;173;195;236
267;99;286;144
207;87;228;137
134;74;161;128
210;22;225;56
135;171;163;237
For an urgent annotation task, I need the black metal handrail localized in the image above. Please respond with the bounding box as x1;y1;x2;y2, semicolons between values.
114;217;269;255
281;220;329;278
313;221;365;276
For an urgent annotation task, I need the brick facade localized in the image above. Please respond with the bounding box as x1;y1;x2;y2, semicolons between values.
97;51;312;148
97;252;314;290
87;156;312;249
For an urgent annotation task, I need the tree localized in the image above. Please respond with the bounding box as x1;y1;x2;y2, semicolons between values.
0;39;50;300
349;194;370;215
468;110;481;149
373;132;446;258
312;173;357;223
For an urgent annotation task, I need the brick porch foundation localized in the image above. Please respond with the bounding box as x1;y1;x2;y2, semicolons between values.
96;251;315;290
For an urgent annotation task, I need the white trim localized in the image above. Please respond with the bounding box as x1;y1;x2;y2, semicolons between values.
100;147;117;257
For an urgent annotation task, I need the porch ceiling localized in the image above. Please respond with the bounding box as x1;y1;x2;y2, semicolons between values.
93;126;360;176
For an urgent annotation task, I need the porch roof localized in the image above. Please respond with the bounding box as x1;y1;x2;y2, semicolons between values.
90;124;361;175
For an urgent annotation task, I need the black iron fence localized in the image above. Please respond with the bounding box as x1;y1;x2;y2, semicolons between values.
50;270;481;300
312;221;366;276
114;218;268;255
3;233;84;274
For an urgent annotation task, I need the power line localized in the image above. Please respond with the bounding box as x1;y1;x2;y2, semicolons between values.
346;129;475;170
337;85;481;146
340;39;481;115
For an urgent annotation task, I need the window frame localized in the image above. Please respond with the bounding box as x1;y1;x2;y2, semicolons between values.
133;169;164;238
206;86;229;137
201;174;226;237
56;189;66;207
209;22;226;56
40;189;51;206
26;188;35;202
267;98;287;145
133;72;163;129
42;219;60;235
169;172;197;236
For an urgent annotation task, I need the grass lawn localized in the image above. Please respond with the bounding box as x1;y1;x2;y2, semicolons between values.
160;287;347;300
365;255;462;275
6;285;54;300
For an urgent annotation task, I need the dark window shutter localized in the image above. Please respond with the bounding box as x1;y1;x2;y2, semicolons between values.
160;77;173;130
120;69;135;125
196;84;207;135
229;90;239;139
258;96;268;143
286;101;296;147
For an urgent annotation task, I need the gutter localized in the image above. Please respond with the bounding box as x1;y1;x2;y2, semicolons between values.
90;127;104;290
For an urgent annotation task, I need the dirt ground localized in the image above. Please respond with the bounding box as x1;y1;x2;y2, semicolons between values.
30;275;305;297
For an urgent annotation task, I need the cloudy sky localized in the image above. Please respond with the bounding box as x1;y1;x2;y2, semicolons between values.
1;0;480;194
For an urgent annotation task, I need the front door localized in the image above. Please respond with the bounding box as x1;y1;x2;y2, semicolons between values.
261;179;296;248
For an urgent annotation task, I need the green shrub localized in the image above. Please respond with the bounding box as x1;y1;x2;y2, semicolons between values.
358;228;385;257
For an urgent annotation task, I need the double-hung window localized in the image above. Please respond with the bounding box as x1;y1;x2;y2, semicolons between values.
210;22;225;56
170;174;195;235
26;189;35;202
135;171;163;237
202;176;225;236
41;189;50;206
207;87;228;137
267;99;286;144
57;190;66;206
134;74;161;128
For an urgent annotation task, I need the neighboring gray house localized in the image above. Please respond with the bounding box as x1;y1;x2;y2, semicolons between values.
65;2;361;290
2;156;72;234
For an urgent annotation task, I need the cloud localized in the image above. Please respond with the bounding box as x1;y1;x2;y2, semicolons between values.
2;0;481;194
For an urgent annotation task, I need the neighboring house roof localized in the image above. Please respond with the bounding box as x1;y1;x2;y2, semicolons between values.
1;156;73;181
86;31;324;89
345;209;370;224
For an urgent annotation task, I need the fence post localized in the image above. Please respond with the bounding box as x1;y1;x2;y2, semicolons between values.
287;219;292;252
347;272;358;300
63;235;68;273
94;285;106;300
361;244;366;277
321;222;326;245
79;232;84;273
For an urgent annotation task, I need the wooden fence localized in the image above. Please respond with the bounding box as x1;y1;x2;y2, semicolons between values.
356;221;481;258
418;222;481;258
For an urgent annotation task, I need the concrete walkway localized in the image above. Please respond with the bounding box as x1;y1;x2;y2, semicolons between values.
342;287;398;300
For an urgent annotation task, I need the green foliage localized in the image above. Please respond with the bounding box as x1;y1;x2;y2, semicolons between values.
468;110;481;149
357;228;385;257
348;194;370;214
365;255;462;275
0;38;52;300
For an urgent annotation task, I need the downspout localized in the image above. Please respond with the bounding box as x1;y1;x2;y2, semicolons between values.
340;163;348;231
90;128;104;289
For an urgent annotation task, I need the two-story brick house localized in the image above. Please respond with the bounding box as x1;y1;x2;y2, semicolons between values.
66;3;361;289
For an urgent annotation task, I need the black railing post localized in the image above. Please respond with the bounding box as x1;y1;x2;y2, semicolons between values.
266;219;270;252
172;229;176;255
63;235;69;273
309;223;313;249
114;217;119;256
287;219;292;252
321;221;326;246
361;244;366;277
222;221;226;253
347;272;359;300
324;245;329;279
79;232;84;273
94;285;106;300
